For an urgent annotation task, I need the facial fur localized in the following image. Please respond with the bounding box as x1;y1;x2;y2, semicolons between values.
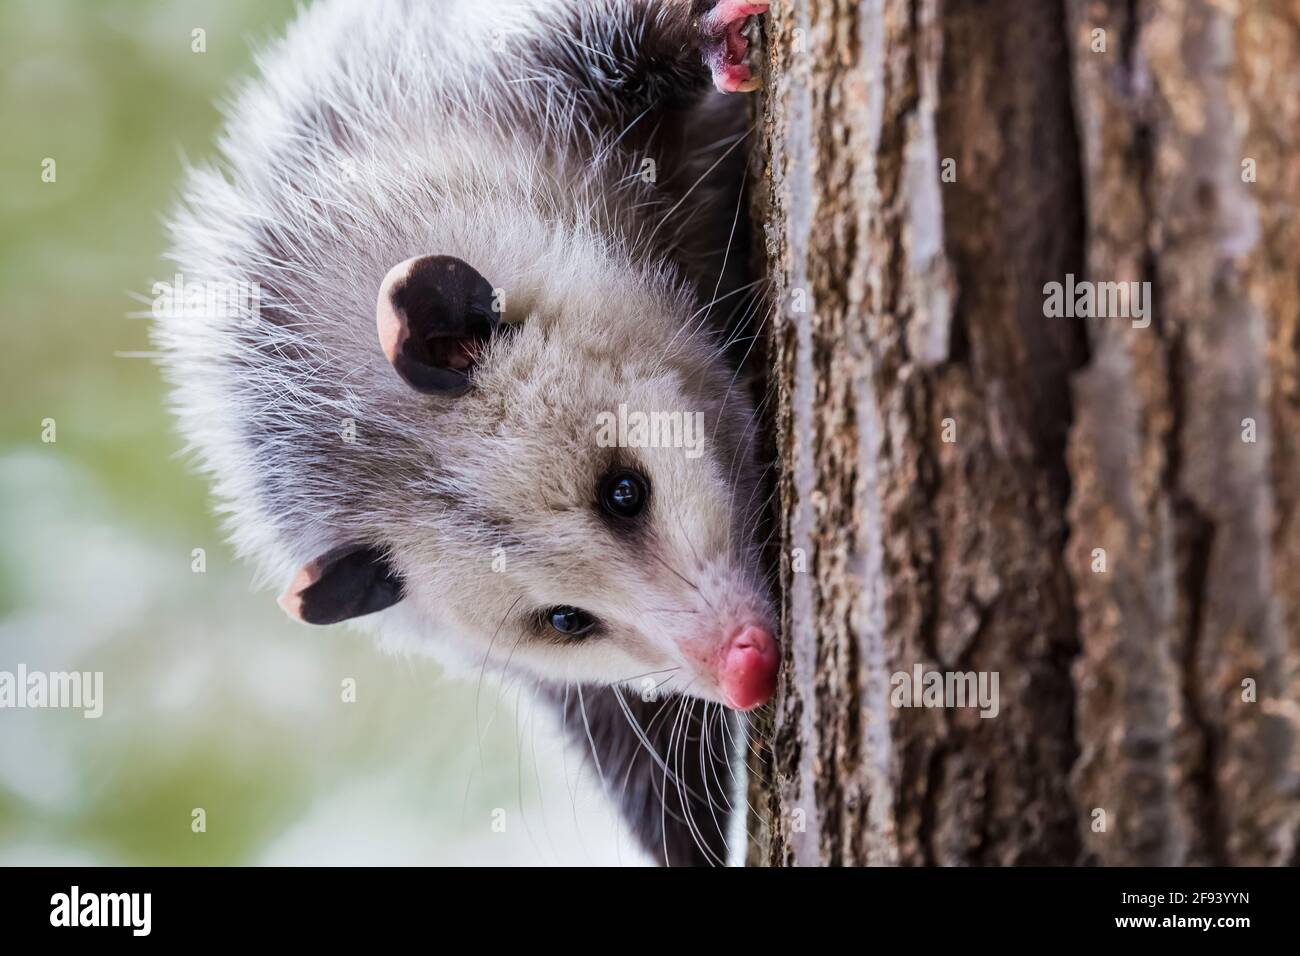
154;0;776;711
386;267;773;703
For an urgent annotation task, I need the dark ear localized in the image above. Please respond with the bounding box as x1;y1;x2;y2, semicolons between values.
277;544;404;625
375;255;499;395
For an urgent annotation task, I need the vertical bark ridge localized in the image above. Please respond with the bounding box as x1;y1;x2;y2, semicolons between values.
757;0;1088;865
1065;0;1299;866
754;0;1298;867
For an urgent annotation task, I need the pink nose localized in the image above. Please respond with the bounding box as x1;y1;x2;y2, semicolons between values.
719;625;779;711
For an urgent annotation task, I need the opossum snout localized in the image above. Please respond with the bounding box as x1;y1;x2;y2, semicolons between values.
716;624;778;711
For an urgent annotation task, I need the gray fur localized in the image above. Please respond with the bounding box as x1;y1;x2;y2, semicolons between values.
155;0;771;866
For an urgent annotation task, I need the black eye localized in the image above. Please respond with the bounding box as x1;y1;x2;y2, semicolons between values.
599;469;649;519
547;606;597;637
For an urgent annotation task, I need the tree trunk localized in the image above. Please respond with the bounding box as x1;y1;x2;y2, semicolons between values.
751;0;1300;866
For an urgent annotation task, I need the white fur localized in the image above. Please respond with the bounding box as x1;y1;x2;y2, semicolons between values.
155;0;770;700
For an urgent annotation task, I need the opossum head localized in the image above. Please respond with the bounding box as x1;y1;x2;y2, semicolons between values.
279;254;778;711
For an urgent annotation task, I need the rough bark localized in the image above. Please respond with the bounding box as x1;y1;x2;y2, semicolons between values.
751;0;1300;866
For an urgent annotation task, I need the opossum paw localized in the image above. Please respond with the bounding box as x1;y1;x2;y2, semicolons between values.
700;0;769;94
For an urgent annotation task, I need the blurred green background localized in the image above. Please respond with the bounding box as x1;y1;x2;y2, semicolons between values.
0;0;631;865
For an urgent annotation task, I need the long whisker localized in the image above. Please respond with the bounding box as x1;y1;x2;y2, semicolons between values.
475;594;525;768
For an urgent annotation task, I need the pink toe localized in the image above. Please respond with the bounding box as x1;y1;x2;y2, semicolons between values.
702;1;769;94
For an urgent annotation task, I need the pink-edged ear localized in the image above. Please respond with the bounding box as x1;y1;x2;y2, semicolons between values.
375;255;499;395
278;544;404;625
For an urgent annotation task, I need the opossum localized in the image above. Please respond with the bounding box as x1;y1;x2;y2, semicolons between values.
154;0;776;866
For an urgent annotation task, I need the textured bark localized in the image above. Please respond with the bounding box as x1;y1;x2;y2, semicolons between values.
752;0;1300;866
